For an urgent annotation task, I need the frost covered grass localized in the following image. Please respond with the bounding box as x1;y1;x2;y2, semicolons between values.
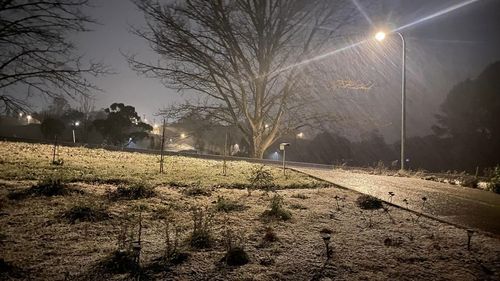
0;141;324;189
0;141;499;280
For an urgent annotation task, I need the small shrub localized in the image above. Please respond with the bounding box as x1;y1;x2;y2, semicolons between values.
461;176;478;188
221;227;249;266
8;178;82;200
61;203;111;224
224;247;249;266
215;196;247;212
263;227;278;242
373;160;388;175
99;250;139;274
189;207;214;249
356;194;383;210
488;166;500;194
109;183;155;200
182;183;212;197
262;194;292;221
248;165;274;194
160;208;189;265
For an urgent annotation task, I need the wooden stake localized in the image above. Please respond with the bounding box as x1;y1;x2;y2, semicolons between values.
160;118;166;173
223;130;228;176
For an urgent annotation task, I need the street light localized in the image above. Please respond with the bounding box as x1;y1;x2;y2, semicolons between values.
279;143;290;176
375;30;406;171
26;115;32;124
72;121;80;143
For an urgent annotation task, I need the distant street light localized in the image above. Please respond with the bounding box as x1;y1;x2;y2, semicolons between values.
180;133;186;139
375;30;406;171
72;121;80;143
26;115;32;124
297;132;304;139
279;143;290;176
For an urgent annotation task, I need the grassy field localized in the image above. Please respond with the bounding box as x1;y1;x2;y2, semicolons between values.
0;141;323;188
0;141;499;280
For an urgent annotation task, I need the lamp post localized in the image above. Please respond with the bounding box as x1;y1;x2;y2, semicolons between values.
375;31;406;170
72;121;80;143
280;143;290;176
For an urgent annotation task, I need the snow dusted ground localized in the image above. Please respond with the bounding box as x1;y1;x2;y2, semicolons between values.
297;168;500;235
0;142;499;280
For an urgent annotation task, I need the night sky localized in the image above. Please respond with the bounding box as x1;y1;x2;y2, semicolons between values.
62;0;500;140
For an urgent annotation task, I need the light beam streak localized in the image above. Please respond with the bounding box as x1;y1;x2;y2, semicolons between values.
394;0;481;32
268;40;368;76
351;0;374;26
269;0;481;76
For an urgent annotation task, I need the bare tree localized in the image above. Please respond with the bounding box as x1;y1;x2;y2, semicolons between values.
0;0;108;113
130;0;360;158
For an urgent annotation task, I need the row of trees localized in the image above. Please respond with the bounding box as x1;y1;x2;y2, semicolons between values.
37;99;152;146
284;61;500;173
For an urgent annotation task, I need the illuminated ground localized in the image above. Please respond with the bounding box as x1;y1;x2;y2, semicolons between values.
0;142;499;280
297;168;500;235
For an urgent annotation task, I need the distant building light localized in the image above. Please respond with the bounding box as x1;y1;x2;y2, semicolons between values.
297;132;304;138
180;133;186;139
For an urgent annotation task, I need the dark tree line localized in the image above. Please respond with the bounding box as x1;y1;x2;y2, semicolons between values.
35;99;152;146
286;61;500;173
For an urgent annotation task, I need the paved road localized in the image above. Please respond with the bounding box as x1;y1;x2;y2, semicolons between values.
295;168;500;236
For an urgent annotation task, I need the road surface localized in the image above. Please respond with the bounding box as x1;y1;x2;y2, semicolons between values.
295;168;500;236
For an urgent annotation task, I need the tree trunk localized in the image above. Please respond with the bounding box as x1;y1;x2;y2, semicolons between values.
249;129;276;159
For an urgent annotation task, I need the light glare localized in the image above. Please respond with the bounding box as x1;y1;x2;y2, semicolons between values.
375;31;386;41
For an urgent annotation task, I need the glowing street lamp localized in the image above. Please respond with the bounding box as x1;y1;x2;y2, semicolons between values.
296;132;304;139
180;133;186;139
72;121;80;143
375;31;386;42
375;30;407;171
26;115;32;124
